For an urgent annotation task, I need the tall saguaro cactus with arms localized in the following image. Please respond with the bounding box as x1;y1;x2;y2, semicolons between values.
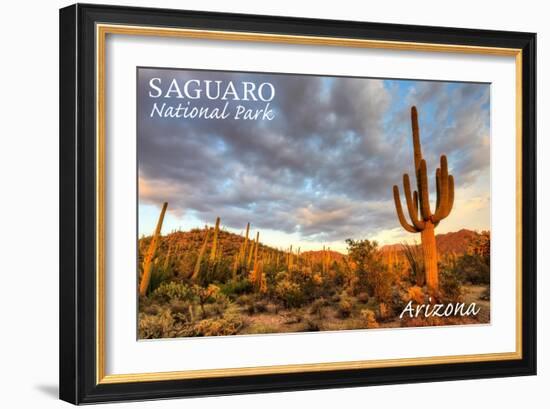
393;106;454;297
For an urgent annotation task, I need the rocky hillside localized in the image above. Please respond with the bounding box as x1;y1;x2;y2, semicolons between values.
380;229;483;256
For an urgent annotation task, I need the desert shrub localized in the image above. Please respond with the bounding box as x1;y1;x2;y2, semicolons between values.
302;319;321;332
345;238;377;294
253;300;268;313
208;292;230;316
235;294;253;306
189;284;222;318
219;279;253;299
360;309;379;329
467;231;490;263
439;268;463;302
455;253;490;284
245;300;268;315
170;301;190;315
338;296;353;318
146;264;171;296
287;266;321;301
152;281;193;303
138;309;175;339
172;252;196;279
357;292;369;303
345;238;393;302
377;302;393;320
195;257;233;287
309;298;329;318
402;242;425;285
188;314;244;337
142;304;160;315
405;285;425;304
369;267;393;304
275;278;306;308
171;302;196;324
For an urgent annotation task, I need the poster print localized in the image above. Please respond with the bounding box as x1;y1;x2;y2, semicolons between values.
137;67;491;339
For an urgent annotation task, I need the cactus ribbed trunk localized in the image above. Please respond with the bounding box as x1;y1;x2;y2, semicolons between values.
139;202;168;297
242;223;250;262
192;227;210;281
209;217;220;262
247;235;255;269
420;221;438;296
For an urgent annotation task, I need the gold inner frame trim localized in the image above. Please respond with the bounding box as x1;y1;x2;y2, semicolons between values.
96;23;523;385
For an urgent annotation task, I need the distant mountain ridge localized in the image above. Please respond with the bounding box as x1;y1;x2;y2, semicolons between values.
380;229;482;256
143;227;484;258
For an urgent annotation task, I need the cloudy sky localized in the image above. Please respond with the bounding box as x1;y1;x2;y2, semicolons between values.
137;67;490;252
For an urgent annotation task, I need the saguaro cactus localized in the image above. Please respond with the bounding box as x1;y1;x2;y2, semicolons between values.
247;232;257;270
139;202;168;296
232;222;250;279
192;226;210;281
393;107;454;296
250;233;266;293
209;217;221;262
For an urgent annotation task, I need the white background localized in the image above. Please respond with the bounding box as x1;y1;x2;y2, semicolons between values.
0;0;547;407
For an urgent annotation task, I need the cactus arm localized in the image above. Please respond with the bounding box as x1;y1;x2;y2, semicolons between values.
411;106;423;171
393;185;418;233
435;168;441;211
418;159;432;220
413;190;419;215
438;175;455;223
433;156;450;223
403;174;425;230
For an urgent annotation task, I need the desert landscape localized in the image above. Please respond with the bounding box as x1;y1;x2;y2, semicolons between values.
136;68;492;339
138;212;490;339
139;108;491;338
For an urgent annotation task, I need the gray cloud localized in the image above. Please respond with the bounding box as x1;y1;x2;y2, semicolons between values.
138;68;490;241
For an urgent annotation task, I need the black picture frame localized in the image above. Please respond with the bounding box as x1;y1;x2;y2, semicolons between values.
59;3;536;404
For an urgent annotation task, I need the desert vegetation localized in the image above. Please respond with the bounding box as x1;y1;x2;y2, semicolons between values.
138;207;490;339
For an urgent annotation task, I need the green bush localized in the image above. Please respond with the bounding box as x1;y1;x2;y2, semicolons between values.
360;309;379;329
219;279;253;299
152;282;193;303
338;296;353;318
138;309;176;339
275;278;305;308
440;268;463;302
146;265;171;296
309;298;328;318
455;254;490;284
187;314;244;336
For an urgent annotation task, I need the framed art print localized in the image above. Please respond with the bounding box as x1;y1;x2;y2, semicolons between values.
59;4;536;404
